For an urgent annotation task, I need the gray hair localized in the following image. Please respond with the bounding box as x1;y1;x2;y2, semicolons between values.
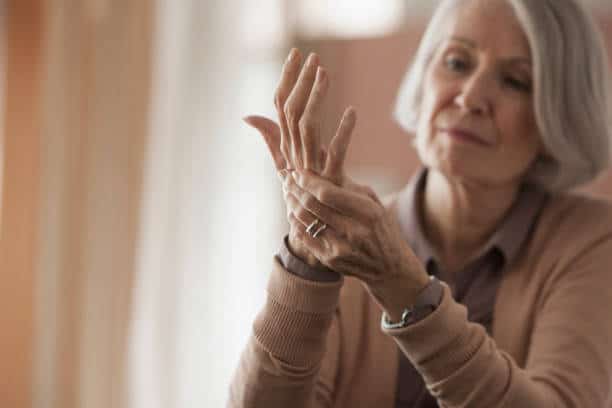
393;0;612;191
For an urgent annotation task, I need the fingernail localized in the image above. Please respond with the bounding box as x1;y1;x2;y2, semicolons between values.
286;48;297;63
307;52;318;66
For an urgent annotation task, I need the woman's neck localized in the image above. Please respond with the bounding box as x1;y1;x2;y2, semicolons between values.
421;168;520;271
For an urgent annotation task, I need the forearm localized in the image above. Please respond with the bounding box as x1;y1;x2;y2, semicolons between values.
227;256;343;407
386;284;608;407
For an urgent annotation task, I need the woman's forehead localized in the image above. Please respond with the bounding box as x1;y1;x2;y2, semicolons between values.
443;0;531;59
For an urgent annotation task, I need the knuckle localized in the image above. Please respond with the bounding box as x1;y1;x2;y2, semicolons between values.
318;189;331;204
274;92;284;110
280;139;289;154
284;103;297;124
364;186;376;198
304;195;318;211
295;205;309;221
287;207;297;220
298;118;315;136
291;220;305;236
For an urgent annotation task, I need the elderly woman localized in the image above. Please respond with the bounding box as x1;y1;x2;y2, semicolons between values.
230;0;612;406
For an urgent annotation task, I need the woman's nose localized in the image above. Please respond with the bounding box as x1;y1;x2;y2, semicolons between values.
455;72;493;116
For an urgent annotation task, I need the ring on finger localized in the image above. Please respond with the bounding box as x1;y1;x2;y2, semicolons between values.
306;219;320;235
306;218;327;238
312;223;327;238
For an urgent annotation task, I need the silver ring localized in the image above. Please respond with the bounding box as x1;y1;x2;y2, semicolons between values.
312;223;327;238
306;218;327;238
306;219;320;236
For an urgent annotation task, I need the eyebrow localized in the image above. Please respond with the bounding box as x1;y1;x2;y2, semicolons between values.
449;36;532;66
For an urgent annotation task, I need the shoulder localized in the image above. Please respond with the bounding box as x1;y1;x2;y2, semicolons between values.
531;191;612;275
537;191;612;245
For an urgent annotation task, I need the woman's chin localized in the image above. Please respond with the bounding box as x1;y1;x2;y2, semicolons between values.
428;155;483;182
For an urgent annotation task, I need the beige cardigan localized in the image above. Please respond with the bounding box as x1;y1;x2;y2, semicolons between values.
228;191;612;407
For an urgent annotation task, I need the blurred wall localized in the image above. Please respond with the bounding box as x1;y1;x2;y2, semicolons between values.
299;13;612;197
0;0;44;406
0;1;154;408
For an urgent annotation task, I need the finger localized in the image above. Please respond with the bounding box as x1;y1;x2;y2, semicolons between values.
285;194;341;243
323;107;356;184
289;210;378;277
287;212;328;256
274;48;304;168
300;66;329;172
285;53;320;170
319;147;327;168
292;170;380;224
243;115;287;171
293;225;376;276
284;174;364;240
285;179;339;230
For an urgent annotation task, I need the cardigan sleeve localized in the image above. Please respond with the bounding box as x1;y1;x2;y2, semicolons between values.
383;234;612;407
278;235;341;282
227;256;343;408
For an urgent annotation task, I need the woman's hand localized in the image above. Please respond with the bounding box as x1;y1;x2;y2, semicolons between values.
283;170;430;320
243;48;357;266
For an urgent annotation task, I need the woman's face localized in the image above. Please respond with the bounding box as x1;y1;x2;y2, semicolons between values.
415;0;541;188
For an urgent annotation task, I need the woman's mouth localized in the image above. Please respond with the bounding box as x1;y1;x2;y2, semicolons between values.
440;128;491;147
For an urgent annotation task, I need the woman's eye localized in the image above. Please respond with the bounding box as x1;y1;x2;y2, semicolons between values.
503;76;532;92
444;56;469;72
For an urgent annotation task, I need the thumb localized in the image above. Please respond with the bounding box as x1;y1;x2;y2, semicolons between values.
243;115;286;171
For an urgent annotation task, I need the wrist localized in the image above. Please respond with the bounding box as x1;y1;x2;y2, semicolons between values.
370;271;431;322
380;275;443;329
288;234;321;268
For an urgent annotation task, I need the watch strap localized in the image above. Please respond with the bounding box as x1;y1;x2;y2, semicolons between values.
381;276;444;330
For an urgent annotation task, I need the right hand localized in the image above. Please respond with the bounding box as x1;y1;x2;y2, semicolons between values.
243;48;357;267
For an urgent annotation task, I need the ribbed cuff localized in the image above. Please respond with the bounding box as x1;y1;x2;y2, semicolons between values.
277;235;341;282
382;284;483;384
253;257;344;367
269;255;343;313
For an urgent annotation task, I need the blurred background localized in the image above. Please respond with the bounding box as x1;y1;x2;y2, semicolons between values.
1;0;611;407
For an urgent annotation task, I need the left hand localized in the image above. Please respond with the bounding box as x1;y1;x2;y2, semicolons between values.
283;170;431;320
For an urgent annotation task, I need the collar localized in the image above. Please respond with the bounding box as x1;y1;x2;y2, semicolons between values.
396;167;548;272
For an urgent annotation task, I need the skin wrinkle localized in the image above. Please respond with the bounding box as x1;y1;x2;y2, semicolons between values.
270;0;554;377
234;1;612;406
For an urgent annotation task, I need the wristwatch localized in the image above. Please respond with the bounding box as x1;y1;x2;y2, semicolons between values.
380;275;444;330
